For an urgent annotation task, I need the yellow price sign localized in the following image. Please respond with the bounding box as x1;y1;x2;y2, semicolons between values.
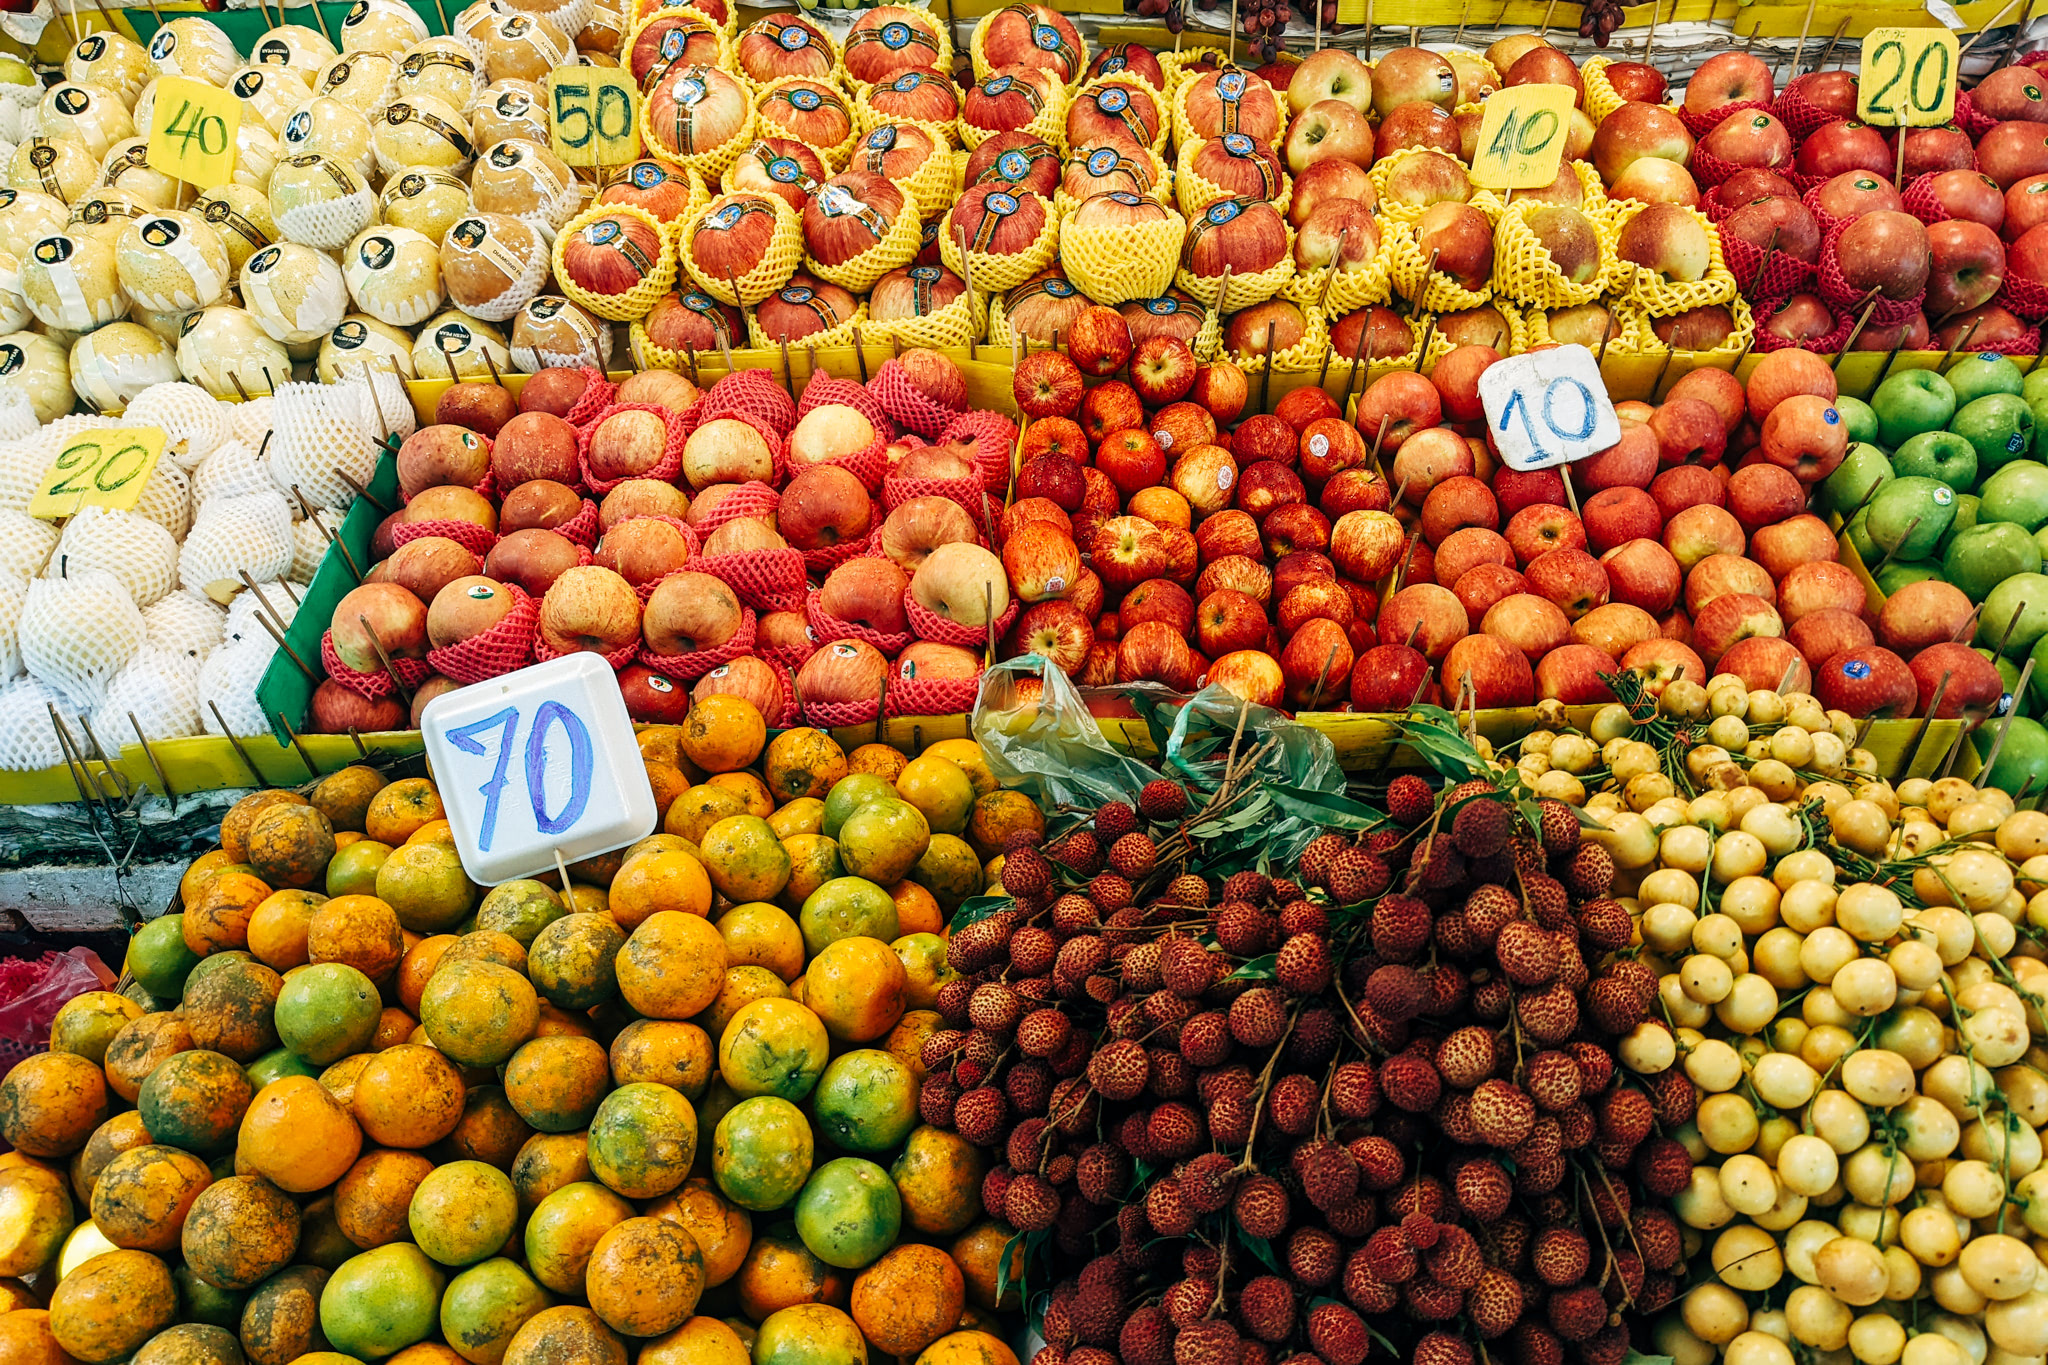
28;428;167;520
145;76;241;189
1469;84;1576;191
1858;27;1959;127
548;69;640;168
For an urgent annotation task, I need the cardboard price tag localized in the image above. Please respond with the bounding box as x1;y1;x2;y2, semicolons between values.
420;653;657;884
28;428;168;519
1858;27;1959;127
145;77;240;189
1478;345;1620;472
1468;84;1576;191
548;69;640;168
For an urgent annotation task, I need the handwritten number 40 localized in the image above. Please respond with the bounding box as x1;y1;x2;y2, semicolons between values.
162;99;227;156
1486;108;1560;166
447;702;595;853
1499;376;1597;461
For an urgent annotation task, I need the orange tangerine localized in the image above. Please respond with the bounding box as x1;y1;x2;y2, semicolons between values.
646;761;692;821
882;1010;941;1086
646;1176;751;1286
803;938;905;1043
890;882;945;937
762;730;849;804
665;785;750;845
890;1125;986;1237
965;791;1043;861
846;744;907;782
715;902;806;983
923;740;996;797
701;967;790;1040
709;771;775;818
680;697;767;774
699;816;792;904
366;778;446;845
617;912;728;1020
951;1221;1021;1310
404;819;455;846
610;851;714;930
851;1244;965;1357
767;798;824;840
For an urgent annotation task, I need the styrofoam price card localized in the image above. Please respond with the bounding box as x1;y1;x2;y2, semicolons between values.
1857;27;1959;127
1478;345;1620;472
145;77;241;189
28;427;167;519
421;653;657;884
1468;84;1576;191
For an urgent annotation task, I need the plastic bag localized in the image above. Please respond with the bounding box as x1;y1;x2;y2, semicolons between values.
0;947;115;1072
1157;683;1355;871
971;656;1163;811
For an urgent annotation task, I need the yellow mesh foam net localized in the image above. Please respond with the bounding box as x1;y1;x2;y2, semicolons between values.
1062;196;1184;305
681;191;803;306
1173;138;1290;219
552;200;677;321
639;69;757;179
940;193;1060;293
754;76;862;171
1605;201;1740;316
803;180;923;293
1485;195;1612;309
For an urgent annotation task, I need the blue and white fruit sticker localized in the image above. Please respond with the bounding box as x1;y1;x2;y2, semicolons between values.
1477;343;1621;473
421;653;657;884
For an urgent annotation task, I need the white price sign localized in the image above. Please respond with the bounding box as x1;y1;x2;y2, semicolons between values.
421;653;657;885
1478;345;1621;473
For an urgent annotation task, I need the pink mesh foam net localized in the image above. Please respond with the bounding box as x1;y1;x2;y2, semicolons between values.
904;588;1017;648
806;586;914;654
321;630;435;699
577;403;689;494
870;358;967;438
639;605;757;679
426;586;539;683
393;518;499;557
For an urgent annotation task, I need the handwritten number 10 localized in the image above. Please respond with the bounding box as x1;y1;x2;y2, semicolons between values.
1499;376;1597;462
447;702;595;852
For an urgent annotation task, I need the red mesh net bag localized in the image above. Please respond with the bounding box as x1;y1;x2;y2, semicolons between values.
0;950;114;1072
697;370;798;441
806;585;915;654
1999;271;2048;321
639;605;757;679
1703;188;1738;224
800;509;882;574
938;410;1018;493
1687;144;1751;190
321;631;435;699
700;545;810;613
784;425;891;492
888;668;983;716
1680;99;1771;138
562;368;619;426
1720;228;1816;298
758;633;816;674
401;468;497;505
1955;320;2045;353
554;499;601;548
1818;220;1926;326
1750;294;1851;352
1786;169;1833;196
578;403;690;494
1954;90;1999;139
427;586;539;683
1800;182;1848;238
798;371;898;444
1902;172;1959;226
1775;86;1849;141
693;481;782;534
393;517;498;557
884;467;987;517
803;693;882;728
870;358;968;438
904;587;1018;648
533;632;641;671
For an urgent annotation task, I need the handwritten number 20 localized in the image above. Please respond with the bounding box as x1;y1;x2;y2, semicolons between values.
447;702;595;852
1499;377;1596;462
1868;40;1950;118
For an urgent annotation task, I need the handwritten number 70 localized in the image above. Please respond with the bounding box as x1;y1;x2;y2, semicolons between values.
447;702;595;852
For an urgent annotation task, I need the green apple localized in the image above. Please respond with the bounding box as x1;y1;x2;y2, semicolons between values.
1980;460;2048;531
1972;716;2047;792
1819;443;1893;518
2026;368;2048;408
2031;634;2048;708
1874;561;1942;594
2036;525;2048;562
1893;430;1977;491
1944;521;2042;601
1866;477;1958;561
1832;395;1880;448
1948;353;2026;406
1846;508;1879;565
1954;393;2038;477
1981;571;2048;657
0;57;33;87
1872;369;1958;450
1937;494;1980;557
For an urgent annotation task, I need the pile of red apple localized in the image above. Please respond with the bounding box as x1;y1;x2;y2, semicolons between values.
304;352;1023;734
1678;49;2048;351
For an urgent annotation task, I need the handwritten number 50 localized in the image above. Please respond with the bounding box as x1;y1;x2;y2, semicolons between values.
1499;376;1597;462
447;702;595;852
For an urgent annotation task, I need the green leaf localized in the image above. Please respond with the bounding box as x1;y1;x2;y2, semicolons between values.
1265;784;1384;831
995;1234;1021;1307
1239;1231;1280;1272
949;893;1014;933
1621;1352;1675;1365
1229;953;1277;981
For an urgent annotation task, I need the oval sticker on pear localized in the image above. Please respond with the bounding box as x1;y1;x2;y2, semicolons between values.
1469;84;1576;191
1478;344;1621;472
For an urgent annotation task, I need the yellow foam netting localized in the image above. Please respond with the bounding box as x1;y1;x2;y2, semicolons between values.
1385;198;1501;315
553;200;678;321
1170;67;1286;150
1524;300;1651;354
1283;226;1396;316
721;140;826;208
1484;195;1614;309
1054;143;1170;216
627;8;730;86
631;0;736;37
639;68;757;179
1177;302;1230;364
868;275;986;348
1067;73;1169;157
746;294;869;350
843;8;953;83
1607;293;1755;361
681;191;804;306
959;72;1070;152
1175;199;1296;308
754;76;862;172
1424;300;1527;364
941;191;1060;293
1062;195;1185;304
844;122;958;222
968;6;1088;87
1173;136;1290;218
1605;201;1740;318
1368;147;1486;227
735;15;844;92
1329;310;1428;378
1224;299;1330;374
1579;59;1682;129
804;180;923;293
852;76;962;148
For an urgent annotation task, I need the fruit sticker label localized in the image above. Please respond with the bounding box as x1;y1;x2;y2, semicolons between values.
1469;83;1575;190
421;654;658;884
1859;27;1958;126
28;427;168;519
548;68;639;168
1478;344;1621;473
145;77;240;190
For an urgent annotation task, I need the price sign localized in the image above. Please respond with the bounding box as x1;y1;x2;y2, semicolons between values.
1858;27;1959;126
145;77;241;189
421;653;658;884
1468;84;1576;191
547;69;640;168
28;427;167;519
1478;345;1621;472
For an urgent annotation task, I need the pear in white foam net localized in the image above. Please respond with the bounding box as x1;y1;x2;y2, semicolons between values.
19;568;146;711
0;440;44;515
97;644;203;742
197;637;274;737
224;584;300;644
124;381;231;470
289;516;331;583
268;378;381;512
131;459;192;542
0;677;68;771
0;510;60;580
192;437;275;504
142;591;226;662
0;573;23;680
231;394;274;444
179;491;294;601
53;506;179;609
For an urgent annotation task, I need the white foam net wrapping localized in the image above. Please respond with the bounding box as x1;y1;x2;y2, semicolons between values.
95;644;202;743
268;377;395;512
232;394;275;445
52;507;178;609
0;439;44;514
20;568;146;712
179;491;294;599
142;590;224;663
131;459;192;542
290;516;331;583
276;176;377;252
197;637;274;737
192;437;275;504
0;572;23;680
0;677;67;772
123;381;231;470
0;510;59;579
224;584;300;644
0;390;37;441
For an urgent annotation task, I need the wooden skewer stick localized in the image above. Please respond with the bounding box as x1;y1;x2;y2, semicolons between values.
1814;15;1850;72
1960;0;2029;59
1792;0;1819;74
207;701;266;786
1907;670;1954;776
1259;321;1277;415
1559;465;1581;520
1307;642;1340;713
1344;310;1372;400
254;613;317;683
1937;318;1984;376
276;711;321;780
1832;293;1884;366
1895;122;1911;191
851;326;868;383
1872;328;1913;394
1979;658;2038;786
1367;413;1394;473
2000;0;2041;66
1363;0;1374;58
292;486;363;584
356;614;414;710
1869;515;1925;577
129;713;174;802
